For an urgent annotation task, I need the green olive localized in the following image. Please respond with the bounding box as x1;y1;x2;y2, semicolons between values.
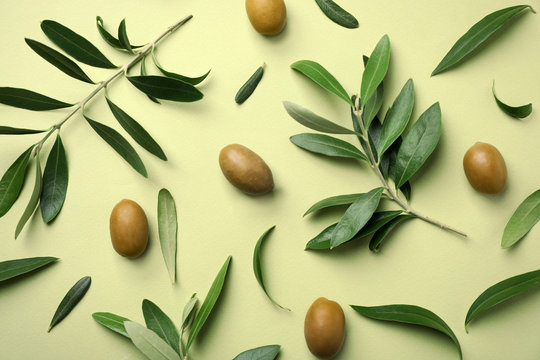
219;144;274;195
463;142;507;194
245;0;287;35
109;199;148;258
304;297;346;359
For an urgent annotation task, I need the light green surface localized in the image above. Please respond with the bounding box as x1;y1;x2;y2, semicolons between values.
0;0;539;359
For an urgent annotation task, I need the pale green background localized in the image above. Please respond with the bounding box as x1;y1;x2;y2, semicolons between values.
0;0;539;359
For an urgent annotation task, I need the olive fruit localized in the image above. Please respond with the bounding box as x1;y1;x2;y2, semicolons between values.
245;0;287;35
109;199;149;258
463;142;507;194
304;297;346;359
219;144;274;195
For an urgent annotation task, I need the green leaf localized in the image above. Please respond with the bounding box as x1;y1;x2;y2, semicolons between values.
369;214;414;252
0;256;58;282
117;19;133;53
84;115;147;177
253;226;290;310
502;189;540;248
283;101;357;134
96;16;143;51
48;276;91;332
304;193;365;217
432;5;536;76
492;81;532;119
152;52;210;86
0;87;73;111
15;155;42;239
92;312;131;338
314;0;358;29
361;35;390;108
142;299;180;355
351;304;462;359
235;65;265;104
127;76;203;102
291;60;353;106
393;102;442;188
0;146;33;218
124;321;181;360
363;80;384;130
181;293;198;331
186;256;232;351
25;38;94;84
331;187;384;248
41;20;117;68
140;56;161;104
233;345;281;360
157;188;177;284
0;126;46;135
465;269;540;329
40;134;68;223
290;133;367;161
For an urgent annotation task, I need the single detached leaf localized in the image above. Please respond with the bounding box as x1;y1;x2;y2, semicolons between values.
0;256;58;282
361;35;390;108
186;256;232;351
48;276;91;332
290;133;367;161
117;19;133;53
40;134;68;223
351;304;462;359
15;155;43;239
314;0;359;29
502;189;540;248
152;51;210;86
291;60;353;106
465;269;540;329
142;299;180;355
304;193;364;217
283;101;356;134
253;226;289;310
157;188;177;284
369;214;414;252
432;5;535;76
393;102;442;188
0;87;72;111
331;187;384;248
84;115;147;178
124;321;181;360
96;16;143;50
25;38;94;84
235;65;265;104
92;312;131;338
492;81;532;119
140;57;161;104
41;20;116;68
127;76;203;102
0;126;46;135
233;345;281;360
0;146;33;218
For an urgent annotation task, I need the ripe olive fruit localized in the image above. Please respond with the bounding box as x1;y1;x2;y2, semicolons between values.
304;297;346;359
219;144;274;195
245;0;287;35
109;199;149;258
463;142;507;194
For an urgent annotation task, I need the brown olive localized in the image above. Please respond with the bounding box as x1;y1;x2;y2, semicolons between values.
219;144;274;195
109;199;149;258
245;0;287;35
304;297;346;359
463;142;507;194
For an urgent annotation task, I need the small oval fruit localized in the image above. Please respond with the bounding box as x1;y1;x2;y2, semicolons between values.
463;142;507;194
246;0;287;35
304;297;346;359
109;199;149;258
219;144;274;195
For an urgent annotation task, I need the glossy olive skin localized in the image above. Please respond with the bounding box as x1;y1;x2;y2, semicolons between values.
304;297;346;359
463;142;507;194
219;144;274;195
109;199;149;258
246;0;287;35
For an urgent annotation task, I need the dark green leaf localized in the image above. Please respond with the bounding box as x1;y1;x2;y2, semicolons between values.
142;299;180;355
361;35;390;108
127;76;203;102
432;5;535;76
92;312;131;338
48;276;91;332
314;0;358;28
40;134;68;223
124;321;181;360
96;16;143;50
15;155;42;239
283;101;357;134
0;146;33;218
233;345;281;360
152;52;210;86
25;38;94;84
400;181;412;201
0;256;58;282
363;83;383;130
492;81;532;119
140;57;161;104
41;20;117;68
117;19;133;53
235;65;264;104
290;133;367;161
157;188;177;284
0;126;46;135
369;214;414;252
0;87;73;111
502;189;540;248
304;193;364;217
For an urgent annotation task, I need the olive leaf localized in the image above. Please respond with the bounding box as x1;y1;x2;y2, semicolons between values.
142;299;180;355
15;154;42;239
179;293;198;357
233;345;281;360
0;256;58;282
283;101;357;134
157;188;177;284
152;51;211;86
140;56;161;104
235;64;264;104
314;0;358;29
117;19;133;54
492;81;532;119
369;214;414;252
0;126;46;135
92;312;131;338
48;276;91;332
127;76;203;102
502;189;540;248
360;56;384;130
361;35;390;108
304;193;365;217
0;87;73;111
290;133;367;161
40;134;68;223
0;146;34;218
124;321;181;360
96;16;143;50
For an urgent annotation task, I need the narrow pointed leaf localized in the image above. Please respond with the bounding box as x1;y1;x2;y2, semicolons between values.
284;101;357;134
314;0;358;28
235;65;264;104
41;20;116;68
140;56;161;104
157;188;177;284
117;19;133;53
152;52;210;86
92;312;131;338
502;189;540;248
124;321;181;360
361;35;390;108
290;133;367;161
96;16;143;50
15;155;42;239
291;60;353;106
363;83;384;130
0;126;46;135
40;134;68;223
0;87;72;111
25;38;94;84
0;146;33;218
393;102;442;188
84;115;147;177
351;304;462;359
48;276;91;332
492;81;532;119
142;299;180;355
304;193;364;217
181;294;198;331
432;5;535;76
0;256;58;282
127;76;203;102
369;214;414;252
233;345;281;360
